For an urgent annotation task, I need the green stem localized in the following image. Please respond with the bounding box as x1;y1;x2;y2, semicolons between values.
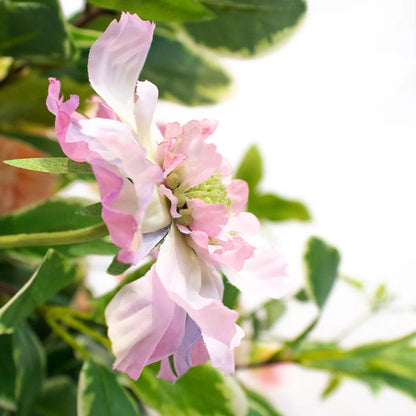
0;222;108;249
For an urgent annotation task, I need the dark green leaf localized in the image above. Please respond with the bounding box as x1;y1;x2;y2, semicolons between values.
0;198;101;236
0;250;77;333
244;386;283;416
0;334;16;411
78;359;141;416
87;0;214;22
34;376;77;416
235;145;262;192
304;237;340;309
13;324;46;416
106;255;131;276
249;193;311;222
0;0;76;64
4;158;93;175
132;363;245;416
222;274;240;309
184;0;306;55
142;33;231;105
89;261;153;324
294;288;309;302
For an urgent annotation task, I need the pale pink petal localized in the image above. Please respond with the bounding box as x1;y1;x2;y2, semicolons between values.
224;249;291;299
89;96;120;120
88;12;155;127
226;212;260;236
187;199;228;237
159;185;181;218
157;358;178;382
227;180;249;214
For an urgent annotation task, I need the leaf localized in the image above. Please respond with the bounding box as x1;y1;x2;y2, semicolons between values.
0;0;76;64
249;193;311;222
4;158;93;174
77;202;102;217
0;334;16;411
86;0;214;22
263;299;286;329
184;0;307;55
132;363;246;416
34;376;77;416
321;374;341;399
106;255;131;276
235;145;263;192
222;274;240;309
89;261;153;324
77;359;141;416
13;324;46;416
0;250;77;333
244;386;284;416
304;237;340;309
142;33;231;105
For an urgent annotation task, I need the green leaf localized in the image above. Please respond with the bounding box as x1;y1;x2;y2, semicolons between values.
106;255;131;276
222;274;240;309
86;0;214;22
142;33;231;105
13;324;46;416
321;374;341;399
77;359;141;416
263;299;286;329
235;145;263;192
244;386;283;416
0;0;76;64
4;158;93;175
184;0;307;55
34;376;77;416
249;193;311;222
0;250;77;333
304;237;340;309
0;334;16;411
132;363;246;416
89;261;153;324
77;203;102;217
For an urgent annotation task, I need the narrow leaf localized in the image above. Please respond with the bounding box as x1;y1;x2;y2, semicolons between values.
304;237;340;309
106;255;131;276
235;145;263;192
4;158;93;174
77;359;141;416
0;250;77;333
244;386;284;416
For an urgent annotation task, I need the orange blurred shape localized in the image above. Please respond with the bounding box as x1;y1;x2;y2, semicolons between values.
0;136;57;215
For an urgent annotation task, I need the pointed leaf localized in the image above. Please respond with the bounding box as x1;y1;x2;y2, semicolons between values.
244;386;284;416
106;255;131;276
0;250;77;333
304;237;340;309
184;0;307;55
4;158;93;174
235;145;263;192
86;0;214;22
77;359;141;416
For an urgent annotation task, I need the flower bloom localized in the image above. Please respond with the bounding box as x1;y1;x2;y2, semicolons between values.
46;13;290;381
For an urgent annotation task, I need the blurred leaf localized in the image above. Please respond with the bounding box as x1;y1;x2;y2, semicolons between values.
263;299;285;329
77;202;102;217
0;198;101;235
87;0;214;22
294;288;309;301
0;334;16;411
0;250;76;333
106;255;131;276
304;237;340;309
89;261;153;324
78;359;141;416
142;33;231;105
222;274;240;310
0;0;76;64
4;158;93;175
13;324;46;416
321;374;341;399
235;145;263;192
132;363;245;416
0;72;93;131
249;193;310;222
184;0;306;55
244;386;283;416
34;376;77;416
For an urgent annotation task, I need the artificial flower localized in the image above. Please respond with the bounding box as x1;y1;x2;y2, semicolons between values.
46;12;289;381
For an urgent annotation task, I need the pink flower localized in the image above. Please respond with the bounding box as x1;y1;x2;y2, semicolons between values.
46;13;290;381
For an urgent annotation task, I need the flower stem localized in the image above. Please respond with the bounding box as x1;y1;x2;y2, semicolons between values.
0;222;109;249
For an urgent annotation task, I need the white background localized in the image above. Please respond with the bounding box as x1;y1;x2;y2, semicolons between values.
61;1;416;414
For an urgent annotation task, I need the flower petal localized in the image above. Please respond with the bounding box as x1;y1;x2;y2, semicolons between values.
187;199;228;237
88;12;155;127
227;179;249;214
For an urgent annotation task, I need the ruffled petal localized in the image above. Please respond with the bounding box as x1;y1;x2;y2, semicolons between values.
88;12;155;127
227;179;249;214
187;199;228;237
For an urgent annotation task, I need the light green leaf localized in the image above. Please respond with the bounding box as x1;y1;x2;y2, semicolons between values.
0;0;76;64
321;374;341;399
86;0;214;22
77;359;141;416
142;33;231;105
0;250;77;333
250;193;311;222
244;386;284;416
304;237;340;309
13;324;46;416
235;145;263;192
132;363;245;416
184;0;306;55
34;376;77;416
263;299;286;329
4;158;93;175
